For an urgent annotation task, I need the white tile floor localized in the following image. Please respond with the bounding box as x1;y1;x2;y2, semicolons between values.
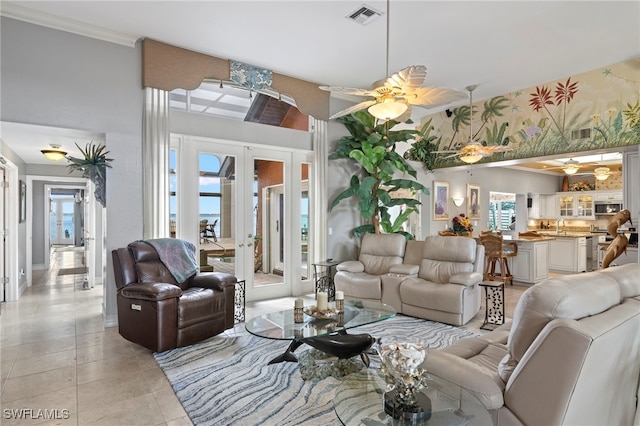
0;247;527;425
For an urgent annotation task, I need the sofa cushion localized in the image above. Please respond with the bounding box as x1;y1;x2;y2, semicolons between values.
499;271;621;382
336;273;383;299
358;233;406;275
419;259;473;283
599;263;640;299
400;279;466;313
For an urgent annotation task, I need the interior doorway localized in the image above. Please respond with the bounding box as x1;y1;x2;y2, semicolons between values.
0;167;5;304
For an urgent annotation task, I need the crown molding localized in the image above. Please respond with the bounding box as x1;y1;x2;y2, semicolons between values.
0;2;139;48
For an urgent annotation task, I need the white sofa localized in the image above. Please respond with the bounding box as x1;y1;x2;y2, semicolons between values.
425;263;640;425
334;234;484;326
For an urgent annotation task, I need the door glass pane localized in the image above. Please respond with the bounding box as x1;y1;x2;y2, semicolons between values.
199;152;235;276
62;201;74;241
301;163;310;280
169;149;177;238
254;159;284;287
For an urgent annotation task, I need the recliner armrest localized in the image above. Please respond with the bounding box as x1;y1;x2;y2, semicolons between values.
336;261;365;273
449;272;483;286
120;282;182;301
388;263;419;276
190;272;237;291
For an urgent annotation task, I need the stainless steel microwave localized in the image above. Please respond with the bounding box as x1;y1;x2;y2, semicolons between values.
595;202;623;215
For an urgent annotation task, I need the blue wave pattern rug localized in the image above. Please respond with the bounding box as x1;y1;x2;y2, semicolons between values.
154;315;478;426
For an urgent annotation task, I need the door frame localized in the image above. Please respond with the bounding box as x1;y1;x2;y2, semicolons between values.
1;158;19;301
48;195;76;245
26;176;100;291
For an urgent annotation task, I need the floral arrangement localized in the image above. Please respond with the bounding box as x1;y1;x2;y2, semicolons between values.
452;213;473;234
570;181;595;191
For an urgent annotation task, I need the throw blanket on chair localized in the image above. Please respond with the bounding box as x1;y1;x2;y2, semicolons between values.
143;238;199;284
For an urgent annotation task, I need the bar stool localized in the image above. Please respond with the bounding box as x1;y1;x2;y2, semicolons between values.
480;233;518;285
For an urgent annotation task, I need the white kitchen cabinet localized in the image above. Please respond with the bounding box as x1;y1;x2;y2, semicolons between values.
624;151;639;223
549;237;587;273
542;194;557;218
557;192;595;219
528;194;557;219
512;240;549;284
594;190;623;202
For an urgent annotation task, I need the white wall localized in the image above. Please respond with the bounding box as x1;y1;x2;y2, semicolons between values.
1;17;143;323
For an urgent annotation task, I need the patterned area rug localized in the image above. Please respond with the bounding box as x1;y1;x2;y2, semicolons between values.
154;315;478;426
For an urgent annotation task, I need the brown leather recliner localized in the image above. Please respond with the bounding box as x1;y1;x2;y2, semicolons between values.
111;241;237;352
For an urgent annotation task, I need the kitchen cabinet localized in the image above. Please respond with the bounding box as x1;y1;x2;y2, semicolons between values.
511;240;549;284
624;151;639;223
528;194;557;219
549;237;587;273
594;190;623;202
557;192;595;219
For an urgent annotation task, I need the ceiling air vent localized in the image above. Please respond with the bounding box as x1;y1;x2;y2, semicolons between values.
346;5;383;26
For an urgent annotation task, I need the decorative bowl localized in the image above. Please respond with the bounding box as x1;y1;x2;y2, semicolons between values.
304;306;338;319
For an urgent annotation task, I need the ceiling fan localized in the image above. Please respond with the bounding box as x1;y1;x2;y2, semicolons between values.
541;158;622;180
319;1;467;121
434;85;513;164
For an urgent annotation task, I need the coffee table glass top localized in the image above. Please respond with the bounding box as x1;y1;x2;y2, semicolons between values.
334;369;492;425
245;299;396;340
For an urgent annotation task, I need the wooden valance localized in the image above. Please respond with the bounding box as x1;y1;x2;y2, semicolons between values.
142;38;329;121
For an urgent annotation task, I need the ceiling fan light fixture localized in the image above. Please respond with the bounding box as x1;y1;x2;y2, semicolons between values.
594;166;611;180
368;99;408;120
41;144;67;161
562;164;580;175
459;153;483;164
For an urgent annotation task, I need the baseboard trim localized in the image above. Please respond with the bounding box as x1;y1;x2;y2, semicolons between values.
103;314;118;328
32;264;46;271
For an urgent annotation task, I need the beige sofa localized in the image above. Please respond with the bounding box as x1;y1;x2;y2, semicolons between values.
425;263;640;426
334;234;484;326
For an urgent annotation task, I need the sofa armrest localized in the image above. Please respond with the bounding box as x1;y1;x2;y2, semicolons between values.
449;272;483;286
427;350;506;410
336;261;365;273
388;263;419;276
120;282;182;301
190;272;237;291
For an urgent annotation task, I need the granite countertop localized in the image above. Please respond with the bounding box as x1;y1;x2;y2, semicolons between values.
534;231;605;238
504;235;557;242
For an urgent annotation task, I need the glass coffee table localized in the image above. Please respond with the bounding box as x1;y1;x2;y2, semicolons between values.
334;369;492;425
246;299;396;365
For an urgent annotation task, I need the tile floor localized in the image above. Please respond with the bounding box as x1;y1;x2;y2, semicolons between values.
1;247;528;425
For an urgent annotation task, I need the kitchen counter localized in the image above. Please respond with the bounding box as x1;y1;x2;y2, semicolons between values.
534;231;604;238
504;235;556;242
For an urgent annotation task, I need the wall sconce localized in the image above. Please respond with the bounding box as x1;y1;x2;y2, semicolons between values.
41;144;67;161
452;197;464;207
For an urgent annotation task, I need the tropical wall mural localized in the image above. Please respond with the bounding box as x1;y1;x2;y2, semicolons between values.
407;58;640;169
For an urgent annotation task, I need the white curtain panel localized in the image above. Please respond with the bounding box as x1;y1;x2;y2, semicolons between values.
311;118;328;262
142;88;170;239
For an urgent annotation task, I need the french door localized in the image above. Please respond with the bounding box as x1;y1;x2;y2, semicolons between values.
176;136;312;302
50;198;75;245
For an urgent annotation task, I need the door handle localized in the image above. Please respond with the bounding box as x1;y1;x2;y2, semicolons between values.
276;220;279;232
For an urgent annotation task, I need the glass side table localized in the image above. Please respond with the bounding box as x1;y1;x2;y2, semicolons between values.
479;280;505;330
334;369;492;425
312;260;340;301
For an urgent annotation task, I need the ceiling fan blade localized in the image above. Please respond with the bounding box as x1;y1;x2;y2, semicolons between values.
379;65;427;90
405;87;469;107
329;100;378;119
319;86;377;97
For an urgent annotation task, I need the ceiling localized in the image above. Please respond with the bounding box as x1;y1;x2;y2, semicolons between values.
1;1;639;166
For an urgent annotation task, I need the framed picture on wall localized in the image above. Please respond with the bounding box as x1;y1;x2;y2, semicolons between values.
19;180;26;223
467;183;480;220
433;181;449;220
